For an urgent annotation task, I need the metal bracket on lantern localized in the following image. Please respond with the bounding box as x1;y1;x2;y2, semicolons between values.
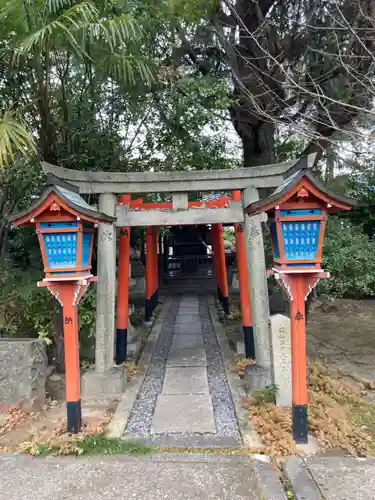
38;276;98;306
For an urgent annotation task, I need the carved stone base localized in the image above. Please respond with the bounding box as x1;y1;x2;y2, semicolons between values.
81;366;125;400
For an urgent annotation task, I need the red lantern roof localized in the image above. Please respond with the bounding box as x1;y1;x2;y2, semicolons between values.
245;157;356;215
10;175;116;226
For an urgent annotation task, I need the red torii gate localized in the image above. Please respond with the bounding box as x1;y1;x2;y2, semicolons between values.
115;192;254;364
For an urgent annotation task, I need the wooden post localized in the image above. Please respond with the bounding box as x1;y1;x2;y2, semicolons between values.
290;276;308;444
232;190;254;358
163;233;169;281
145;227;153;322
275;271;326;443
211;224;222;303
38;278;96;434
116;194;131;365
158;232;163;269
151;227;159;313
214;223;229;315
62;286;81;433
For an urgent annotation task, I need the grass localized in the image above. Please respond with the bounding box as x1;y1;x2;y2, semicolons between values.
22;434;155;457
350;403;375;454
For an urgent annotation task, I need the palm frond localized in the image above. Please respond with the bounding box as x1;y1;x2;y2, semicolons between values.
106;53;155;86
12;1;99;62
46;0;75;13
0;112;36;168
93;14;144;47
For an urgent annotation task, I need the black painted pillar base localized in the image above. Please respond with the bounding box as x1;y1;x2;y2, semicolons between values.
217;285;223;304
151;289;158;314
292;404;308;444
222;295;230;315
67;400;82;434
145;298;151;322
243;325;255;359
115;328;128;365
145;289;159;322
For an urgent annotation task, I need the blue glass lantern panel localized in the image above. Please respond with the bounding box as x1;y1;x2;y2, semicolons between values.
40;222;77;271
270;222;280;258
280;209;321;261
82;231;93;267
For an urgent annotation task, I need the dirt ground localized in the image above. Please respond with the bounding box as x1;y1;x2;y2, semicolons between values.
0;300;153;452
221;296;375;456
307;299;375;389
0;377;120;452
223;295;375;388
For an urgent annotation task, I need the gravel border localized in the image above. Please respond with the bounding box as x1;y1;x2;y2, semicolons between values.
122;295;243;448
207;296;265;450
106;298;172;438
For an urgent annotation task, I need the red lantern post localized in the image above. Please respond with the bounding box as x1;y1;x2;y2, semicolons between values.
244;160;355;443
10;176;115;433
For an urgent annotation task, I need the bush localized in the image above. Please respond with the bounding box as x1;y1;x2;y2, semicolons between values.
0;261;97;365
0;261;54;338
319;218;375;298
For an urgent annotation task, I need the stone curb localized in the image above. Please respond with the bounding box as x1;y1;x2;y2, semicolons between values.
251;454;288;500
207;297;264;450
208;299;289;499
283;457;322;500
106;299;171;439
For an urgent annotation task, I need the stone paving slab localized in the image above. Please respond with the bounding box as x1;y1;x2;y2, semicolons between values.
177;308;200;315
180;298;199;304
151;394;216;433
178;302;199;309
167;348;207;367
123;295;243;449
178;302;199;307
143;434;243;449
174;323;202;335
163;367;209;394
171;334;204;350
174;314;201;324
306;457;375;500
0;453;262;500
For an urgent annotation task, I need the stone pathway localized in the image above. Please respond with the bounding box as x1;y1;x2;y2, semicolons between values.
123;295;242;448
0;453;264;500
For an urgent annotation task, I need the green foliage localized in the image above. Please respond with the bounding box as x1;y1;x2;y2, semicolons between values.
78;287;96;339
78;435;154;456
223;227;235;250
0;111;36;168
319;218;375;298
26;434;155;457
0;261;96;357
0;262;55;338
251;384;279;406
78;287;97;360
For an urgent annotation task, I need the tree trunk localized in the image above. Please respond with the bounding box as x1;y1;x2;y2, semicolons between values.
242;122;276;168
37;85;57;164
0;221;10;257
325;153;335;186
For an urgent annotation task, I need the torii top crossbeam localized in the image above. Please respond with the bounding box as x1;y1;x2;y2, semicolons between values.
42;155;317;194
41;155;316;227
